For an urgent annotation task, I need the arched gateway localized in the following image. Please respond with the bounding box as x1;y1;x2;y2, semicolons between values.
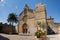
22;23;28;33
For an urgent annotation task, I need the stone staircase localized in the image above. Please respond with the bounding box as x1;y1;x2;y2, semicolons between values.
49;24;57;33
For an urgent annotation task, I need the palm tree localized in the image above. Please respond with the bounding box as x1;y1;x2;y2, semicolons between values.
41;22;46;31
7;13;18;33
37;22;41;30
37;22;46;31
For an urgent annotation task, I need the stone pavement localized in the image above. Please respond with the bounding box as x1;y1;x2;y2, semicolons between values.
0;34;37;40
47;34;60;40
1;34;60;40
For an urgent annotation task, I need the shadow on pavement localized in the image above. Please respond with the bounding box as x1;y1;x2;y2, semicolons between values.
0;35;9;40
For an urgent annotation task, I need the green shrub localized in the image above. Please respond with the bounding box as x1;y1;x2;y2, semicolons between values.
35;30;45;37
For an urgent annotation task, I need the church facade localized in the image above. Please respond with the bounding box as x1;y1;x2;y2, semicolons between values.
17;3;60;35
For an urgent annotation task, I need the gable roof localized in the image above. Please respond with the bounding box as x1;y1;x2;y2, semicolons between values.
19;4;33;16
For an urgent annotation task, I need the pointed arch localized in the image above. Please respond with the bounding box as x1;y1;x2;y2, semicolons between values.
22;23;28;33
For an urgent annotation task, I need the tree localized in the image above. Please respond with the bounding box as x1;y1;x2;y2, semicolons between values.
41;22;46;31
7;13;18;33
37;22;41;30
37;22;46;31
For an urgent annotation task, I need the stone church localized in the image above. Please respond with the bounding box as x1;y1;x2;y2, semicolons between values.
16;3;60;35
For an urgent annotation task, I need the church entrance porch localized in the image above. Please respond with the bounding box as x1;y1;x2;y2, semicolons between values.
22;23;28;34
23;29;28;33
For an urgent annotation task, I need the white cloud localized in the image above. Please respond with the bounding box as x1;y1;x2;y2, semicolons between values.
0;0;4;2
0;0;7;7
1;0;4;2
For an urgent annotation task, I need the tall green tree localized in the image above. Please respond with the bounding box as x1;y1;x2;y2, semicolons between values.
7;13;18;25
7;13;18;33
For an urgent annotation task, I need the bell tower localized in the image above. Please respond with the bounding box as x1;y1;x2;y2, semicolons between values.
35;3;46;19
34;3;47;31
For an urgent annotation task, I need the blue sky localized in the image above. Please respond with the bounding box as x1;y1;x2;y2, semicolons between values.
0;0;60;23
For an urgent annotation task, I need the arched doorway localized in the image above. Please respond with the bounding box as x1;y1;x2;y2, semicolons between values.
22;23;28;33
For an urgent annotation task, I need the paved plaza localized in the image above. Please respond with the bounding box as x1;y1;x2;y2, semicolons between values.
0;34;60;40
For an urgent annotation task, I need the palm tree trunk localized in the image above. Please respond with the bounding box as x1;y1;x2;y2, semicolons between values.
11;22;13;33
40;25;41;30
37;26;38;31
43;28;44;31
